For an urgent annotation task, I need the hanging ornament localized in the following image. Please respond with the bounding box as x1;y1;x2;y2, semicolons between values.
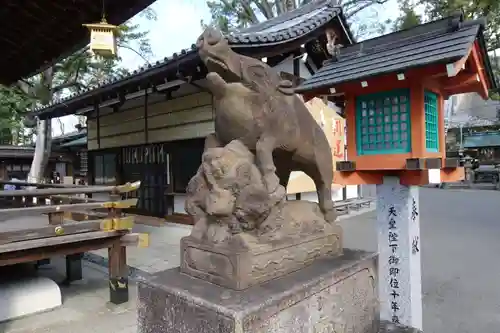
83;16;118;58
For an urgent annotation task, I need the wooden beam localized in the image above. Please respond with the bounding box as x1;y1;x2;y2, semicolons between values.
0;230;125;255
0;236;122;267
0;199;138;220
308;63;449;97
470;41;489;99
440;72;480;92
120;233;150;248
0;220;104;245
0;181;140;197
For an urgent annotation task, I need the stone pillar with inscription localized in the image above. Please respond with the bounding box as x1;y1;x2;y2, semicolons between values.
377;176;422;330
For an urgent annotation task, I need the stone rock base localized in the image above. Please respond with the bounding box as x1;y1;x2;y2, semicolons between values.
180;217;342;290
138;249;381;333
379;321;423;333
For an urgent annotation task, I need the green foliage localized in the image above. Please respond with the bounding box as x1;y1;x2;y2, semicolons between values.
393;0;422;31
203;0;391;37
397;0;500;98
420;0;500;51
0;85;34;144
0;7;157;144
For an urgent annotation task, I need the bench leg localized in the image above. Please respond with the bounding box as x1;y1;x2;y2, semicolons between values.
65;253;83;283
35;258;51;269
108;243;128;305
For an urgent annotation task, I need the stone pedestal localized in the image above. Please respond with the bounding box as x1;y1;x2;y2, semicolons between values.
180;219;342;290
138;249;379;333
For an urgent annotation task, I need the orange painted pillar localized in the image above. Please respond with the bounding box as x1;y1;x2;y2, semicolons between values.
410;84;425;158
345;95;357;160
437;94;446;159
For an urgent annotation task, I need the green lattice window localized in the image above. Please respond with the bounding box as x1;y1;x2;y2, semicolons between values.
356;89;411;155
424;91;439;152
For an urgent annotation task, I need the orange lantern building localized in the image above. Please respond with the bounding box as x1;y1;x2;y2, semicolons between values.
296;12;498;186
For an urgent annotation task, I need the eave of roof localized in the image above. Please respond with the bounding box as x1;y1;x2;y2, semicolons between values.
0;0;156;85
59;136;87;148
33;0;350;120
295;12;498;94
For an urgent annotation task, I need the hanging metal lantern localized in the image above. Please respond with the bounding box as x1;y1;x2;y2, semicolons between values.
83;18;118;57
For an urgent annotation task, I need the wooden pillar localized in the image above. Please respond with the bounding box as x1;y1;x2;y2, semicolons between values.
107;191;129;304
65;253;83;283
95;101;101;150
410;85;425;158
437;94;446;159
345;95;357;160
48;197;64;225
144;87;149;144
108;242;128;304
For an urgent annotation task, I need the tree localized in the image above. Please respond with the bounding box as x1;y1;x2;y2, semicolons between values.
393;0;422;31
0;85;35;145
418;0;500;51
401;0;500;99
0;7;158;182
203;0;392;38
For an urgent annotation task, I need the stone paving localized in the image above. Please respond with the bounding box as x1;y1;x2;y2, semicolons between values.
86;203;376;275
0;204;376;333
0;259;138;333
3;188;500;333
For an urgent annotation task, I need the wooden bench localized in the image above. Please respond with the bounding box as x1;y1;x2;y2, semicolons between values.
0;181;147;305
335;202;350;215
348;198;373;211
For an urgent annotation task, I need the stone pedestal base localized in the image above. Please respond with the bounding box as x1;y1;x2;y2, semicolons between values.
138;249;380;333
180;221;342;290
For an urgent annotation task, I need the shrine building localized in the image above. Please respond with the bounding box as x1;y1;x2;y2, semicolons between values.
32;0;359;223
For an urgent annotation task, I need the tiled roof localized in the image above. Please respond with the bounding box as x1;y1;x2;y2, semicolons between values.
33;48;199;116
34;0;349;120
226;0;352;46
296;12;497;94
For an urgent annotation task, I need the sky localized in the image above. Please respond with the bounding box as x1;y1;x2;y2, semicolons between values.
55;0;403;136
120;0;404;71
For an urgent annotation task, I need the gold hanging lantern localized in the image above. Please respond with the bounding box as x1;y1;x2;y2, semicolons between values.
83;17;118;57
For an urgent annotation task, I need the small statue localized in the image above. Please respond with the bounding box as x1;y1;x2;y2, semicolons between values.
185;140;285;243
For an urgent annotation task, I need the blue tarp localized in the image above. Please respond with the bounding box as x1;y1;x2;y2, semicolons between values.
463;132;500;148
59;136;87;148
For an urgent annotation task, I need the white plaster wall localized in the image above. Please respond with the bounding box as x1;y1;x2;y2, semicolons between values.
346;185;358;199
271;55;315;79
286;187;344;202
173;194;187;214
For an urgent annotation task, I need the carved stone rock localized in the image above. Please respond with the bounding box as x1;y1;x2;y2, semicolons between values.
182;139;342;290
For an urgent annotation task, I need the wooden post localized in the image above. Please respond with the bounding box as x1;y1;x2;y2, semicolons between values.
107;190;128;304
108;242;128;304
65;253;83;283
376;176;422;330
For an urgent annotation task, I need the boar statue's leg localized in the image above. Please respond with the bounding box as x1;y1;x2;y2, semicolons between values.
255;134;281;195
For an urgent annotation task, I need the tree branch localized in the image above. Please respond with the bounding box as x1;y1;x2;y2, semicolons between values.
238;0;261;24
51;80;86;94
117;43;151;65
344;0;389;18
275;0;285;15
255;0;275;19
